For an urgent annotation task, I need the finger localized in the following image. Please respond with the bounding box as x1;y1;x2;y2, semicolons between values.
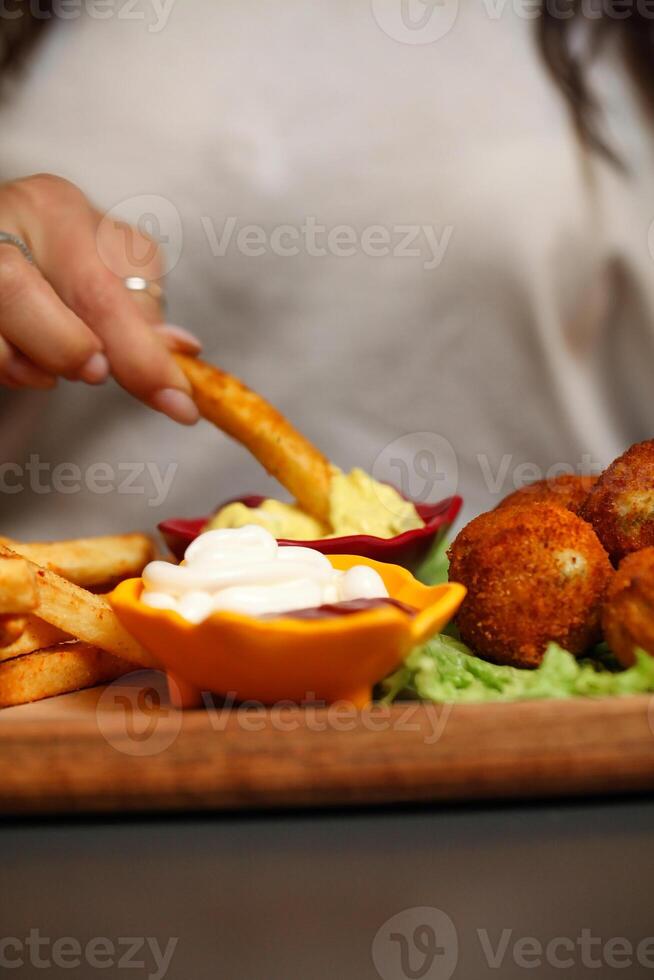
95;217;205;364
3;180;197;423
0;334;13;374
95;209;164;328
94;212;163;284
6;355;58;390
124;285;165;326
0;335;57;390
0;335;19;389
121;277;203;354
54;262;198;424
153;324;203;355
72;351;110;385
30;201;198;423
0;248;102;378
122;285;204;355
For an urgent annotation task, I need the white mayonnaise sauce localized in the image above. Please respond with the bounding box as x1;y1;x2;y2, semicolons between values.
141;525;388;622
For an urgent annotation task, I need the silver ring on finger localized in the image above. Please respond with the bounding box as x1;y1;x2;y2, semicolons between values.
0;232;35;265
123;275;166;313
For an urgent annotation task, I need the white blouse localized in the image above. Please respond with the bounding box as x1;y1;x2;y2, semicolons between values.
0;1;653;538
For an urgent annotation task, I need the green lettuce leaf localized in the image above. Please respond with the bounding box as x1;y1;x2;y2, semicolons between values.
381;636;654;705
415;535;450;586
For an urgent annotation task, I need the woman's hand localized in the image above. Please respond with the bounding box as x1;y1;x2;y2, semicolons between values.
0;173;201;424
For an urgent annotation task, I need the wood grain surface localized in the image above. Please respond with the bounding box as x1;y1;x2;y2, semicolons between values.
1;674;653;816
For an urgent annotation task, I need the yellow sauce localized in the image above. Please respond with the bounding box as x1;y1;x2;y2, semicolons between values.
206;468;424;539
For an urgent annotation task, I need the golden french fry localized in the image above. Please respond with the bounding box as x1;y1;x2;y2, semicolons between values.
0;546;155;668
175;353;332;523
0;642;131;708
0;533;155;588
0;553;37;614
0;615;69;663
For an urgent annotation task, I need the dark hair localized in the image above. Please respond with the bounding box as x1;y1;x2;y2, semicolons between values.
0;2;54;79
0;6;653;163
537;8;654;164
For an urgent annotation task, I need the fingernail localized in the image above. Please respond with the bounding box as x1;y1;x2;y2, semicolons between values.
151;387;199;425
154;324;203;354
78;352;110;385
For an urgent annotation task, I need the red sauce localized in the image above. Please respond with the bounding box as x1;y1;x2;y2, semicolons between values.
261;597;418;620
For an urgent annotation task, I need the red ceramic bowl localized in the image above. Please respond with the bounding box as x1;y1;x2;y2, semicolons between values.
158;493;462;573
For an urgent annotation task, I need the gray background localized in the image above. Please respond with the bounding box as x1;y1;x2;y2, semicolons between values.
1;798;653;979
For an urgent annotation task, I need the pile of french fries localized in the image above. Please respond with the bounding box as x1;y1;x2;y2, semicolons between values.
0;534;156;708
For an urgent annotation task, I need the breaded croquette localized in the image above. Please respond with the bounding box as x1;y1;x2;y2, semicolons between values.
580;440;654;565
448;504;613;668
497;474;598;515
602;547;654;667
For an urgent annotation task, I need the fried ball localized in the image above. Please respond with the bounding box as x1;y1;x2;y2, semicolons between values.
602;547;654;667
497;474;598;516
448;504;613;668
579;440;654;565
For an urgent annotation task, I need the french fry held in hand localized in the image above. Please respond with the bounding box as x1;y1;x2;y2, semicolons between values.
174;353;333;524
0;552;38;648
0;641;130;708
0;545;155;669
0;533;155;588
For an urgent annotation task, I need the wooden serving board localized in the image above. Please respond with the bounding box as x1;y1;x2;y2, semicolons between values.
1;671;653;815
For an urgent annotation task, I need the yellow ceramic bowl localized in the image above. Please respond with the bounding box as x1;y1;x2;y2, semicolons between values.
109;555;465;709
